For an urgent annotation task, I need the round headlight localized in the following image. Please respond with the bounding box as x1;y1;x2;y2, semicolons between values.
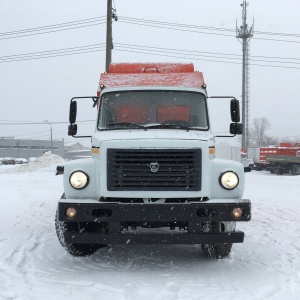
69;171;89;189
220;171;239;190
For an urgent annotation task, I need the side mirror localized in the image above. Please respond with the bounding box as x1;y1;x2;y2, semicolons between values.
244;167;252;173
230;123;243;135
230;99;240;122
68;124;77;136
56;165;64;175
69;101;77;124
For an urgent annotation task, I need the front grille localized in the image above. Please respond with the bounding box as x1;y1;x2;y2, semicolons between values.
107;149;201;191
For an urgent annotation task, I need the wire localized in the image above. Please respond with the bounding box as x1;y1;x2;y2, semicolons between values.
0;45;106;63
253;36;300;44
120;42;300;62
120;16;300;38
0;16;298;48
0;120;94;125
117;16;300;43
11;130;50;137
0;16;106;36
0;17;106;40
255;30;300;38
0;43;105;59
118;18;234;38
2;41;300;63
0;44;106;61
1;14;300;43
115;43;300;65
1;41;300;69
114;47;300;70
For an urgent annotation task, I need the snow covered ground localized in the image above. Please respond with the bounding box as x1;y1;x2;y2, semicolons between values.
0;153;299;300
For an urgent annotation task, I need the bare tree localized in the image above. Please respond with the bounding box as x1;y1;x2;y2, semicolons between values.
264;135;278;146
250;117;271;146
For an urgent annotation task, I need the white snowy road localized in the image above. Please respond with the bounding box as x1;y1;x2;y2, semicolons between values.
0;157;299;300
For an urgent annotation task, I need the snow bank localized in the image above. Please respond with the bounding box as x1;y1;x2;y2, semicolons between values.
0;151;65;174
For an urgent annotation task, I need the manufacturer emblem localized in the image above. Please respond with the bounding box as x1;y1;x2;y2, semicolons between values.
150;162;159;173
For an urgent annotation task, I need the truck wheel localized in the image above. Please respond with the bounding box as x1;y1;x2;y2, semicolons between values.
275;168;285;175
201;243;233;259
292;165;300;175
55;211;101;257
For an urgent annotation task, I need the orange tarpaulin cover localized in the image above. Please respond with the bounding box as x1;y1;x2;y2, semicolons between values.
157;105;189;123
116;105;150;123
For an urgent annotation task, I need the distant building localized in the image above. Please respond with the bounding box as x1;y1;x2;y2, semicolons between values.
0;138;64;159
64;142;91;160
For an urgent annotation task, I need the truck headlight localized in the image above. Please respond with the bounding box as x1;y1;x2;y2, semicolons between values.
69;171;89;189
219;171;239;190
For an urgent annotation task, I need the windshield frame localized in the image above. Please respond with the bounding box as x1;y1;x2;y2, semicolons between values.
97;87;210;131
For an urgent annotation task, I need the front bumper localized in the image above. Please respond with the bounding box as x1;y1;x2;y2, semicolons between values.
58;199;251;245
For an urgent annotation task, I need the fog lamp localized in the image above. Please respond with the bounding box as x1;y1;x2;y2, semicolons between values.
232;207;243;219
66;207;77;218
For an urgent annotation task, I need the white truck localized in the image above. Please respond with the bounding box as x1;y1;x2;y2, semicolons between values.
55;63;251;259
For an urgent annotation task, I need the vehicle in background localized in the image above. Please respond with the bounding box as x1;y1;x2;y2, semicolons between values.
241;158;254;168
249;143;300;175
1;158;16;165
15;158;28;164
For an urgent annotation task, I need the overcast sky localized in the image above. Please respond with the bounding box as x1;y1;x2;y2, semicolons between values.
1;0;300;146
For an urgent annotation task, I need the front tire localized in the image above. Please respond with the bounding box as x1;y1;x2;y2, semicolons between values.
201;243;233;259
201;221;233;259
55;210;101;257
275;168;285;175
292;164;300;175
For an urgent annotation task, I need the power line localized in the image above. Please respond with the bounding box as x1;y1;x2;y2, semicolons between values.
0;45;106;63
0;16;106;36
2;42;300;64
119;16;235;32
0;44;106;61
114;47;300;70
120;16;300;39
2;15;300;43
253;36;300;44
13;132;50;139
118;18;234;38
117;16;300;44
0;120;94;125
0;17;106;40
1;41;300;69
255;30;300;38
116;43;300;65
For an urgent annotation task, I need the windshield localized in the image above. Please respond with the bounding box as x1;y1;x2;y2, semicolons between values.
98;90;208;130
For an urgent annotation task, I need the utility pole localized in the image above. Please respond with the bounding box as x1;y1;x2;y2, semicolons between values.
236;1;253;152
105;0;118;72
44;120;53;151
105;0;113;72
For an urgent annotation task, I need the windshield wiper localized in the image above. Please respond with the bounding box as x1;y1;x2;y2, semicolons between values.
146;124;190;131
104;122;147;131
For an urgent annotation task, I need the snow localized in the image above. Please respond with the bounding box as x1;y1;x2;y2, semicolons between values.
0;153;300;300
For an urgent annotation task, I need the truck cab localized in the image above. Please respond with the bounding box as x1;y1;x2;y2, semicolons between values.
56;63;251;259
